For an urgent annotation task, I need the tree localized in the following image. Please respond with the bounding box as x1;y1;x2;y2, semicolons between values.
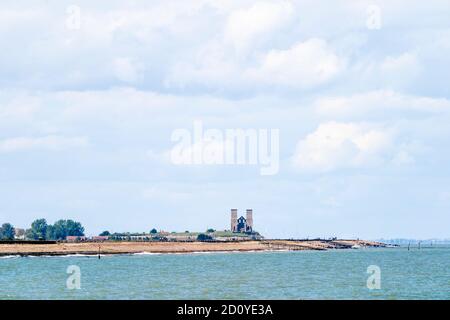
48;220;65;240
0;223;15;240
66;220;85;237
197;234;213;241
99;231;110;236
150;228;158;234
206;228;215;233
46;225;56;240
29;219;48;240
25;229;33;240
48;219;85;240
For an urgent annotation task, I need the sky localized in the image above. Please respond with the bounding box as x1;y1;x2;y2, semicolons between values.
1;0;450;239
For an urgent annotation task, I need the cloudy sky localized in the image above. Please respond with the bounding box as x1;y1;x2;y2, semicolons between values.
1;0;450;239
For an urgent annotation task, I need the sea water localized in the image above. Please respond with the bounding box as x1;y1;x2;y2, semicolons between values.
0;246;448;299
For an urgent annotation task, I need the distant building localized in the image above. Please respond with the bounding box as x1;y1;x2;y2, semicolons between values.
166;234;196;241
91;236;109;242
230;209;253;233
113;234;151;241
14;228;26;240
66;236;87;242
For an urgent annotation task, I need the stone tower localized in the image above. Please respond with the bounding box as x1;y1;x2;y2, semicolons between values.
246;209;253;232
231;209;238;232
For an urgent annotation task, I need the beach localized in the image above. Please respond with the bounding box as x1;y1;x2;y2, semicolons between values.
0;239;385;257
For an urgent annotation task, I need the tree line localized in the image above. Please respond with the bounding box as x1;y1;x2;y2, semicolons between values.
0;219;85;241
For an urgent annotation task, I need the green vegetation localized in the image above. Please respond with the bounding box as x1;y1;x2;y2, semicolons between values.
150;228;158;234
206;228;215;233
26;219;48;240
0;223;15;240
99;231;111;236
170;231;200;237
197;234;213;241
213;230;248;237
47;220;85;240
26;218;85;240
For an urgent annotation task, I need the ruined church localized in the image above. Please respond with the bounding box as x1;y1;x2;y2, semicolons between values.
230;209;253;233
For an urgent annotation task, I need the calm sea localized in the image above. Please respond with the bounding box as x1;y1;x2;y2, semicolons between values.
0;247;449;299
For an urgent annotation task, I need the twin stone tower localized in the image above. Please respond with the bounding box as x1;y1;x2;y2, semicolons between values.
230;209;253;233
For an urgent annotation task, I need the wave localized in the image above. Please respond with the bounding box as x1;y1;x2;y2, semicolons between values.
0;255;20;259
22;253;110;259
53;254;106;258
133;252;162;256
132;249;291;256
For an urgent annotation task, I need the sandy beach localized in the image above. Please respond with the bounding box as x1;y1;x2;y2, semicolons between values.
0;240;386;257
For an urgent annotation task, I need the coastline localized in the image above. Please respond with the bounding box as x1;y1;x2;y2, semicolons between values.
0;239;387;257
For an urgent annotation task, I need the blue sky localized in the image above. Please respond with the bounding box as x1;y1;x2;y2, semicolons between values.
1;0;450;239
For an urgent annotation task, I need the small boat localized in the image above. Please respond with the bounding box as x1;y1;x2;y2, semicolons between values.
351;244;361;249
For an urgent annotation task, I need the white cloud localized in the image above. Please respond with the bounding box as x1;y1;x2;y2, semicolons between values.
167;38;344;90
315;90;450;119
378;52;421;88
2;1;448;97
291;122;400;172
113;57;141;83
245;38;343;88
146;149;171;164
0;9;45;29
0;93;40;121
392;150;415;165
0;136;89;153
142;186;192;202
224;1;294;53
165;40;241;89
380;52;419;76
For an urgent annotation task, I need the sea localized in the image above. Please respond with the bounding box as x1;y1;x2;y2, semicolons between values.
0;246;448;299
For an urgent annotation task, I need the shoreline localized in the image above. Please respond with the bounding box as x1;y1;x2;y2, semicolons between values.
0;239;387;257
0;249;286;258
